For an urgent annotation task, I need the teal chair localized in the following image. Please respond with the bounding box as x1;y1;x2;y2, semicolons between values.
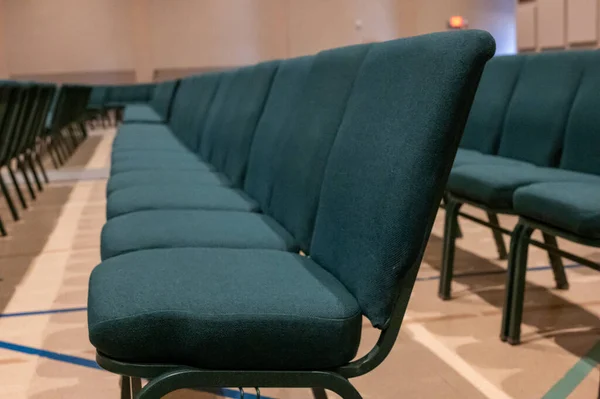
502;54;600;345
87;30;494;399
122;80;179;124
439;50;595;301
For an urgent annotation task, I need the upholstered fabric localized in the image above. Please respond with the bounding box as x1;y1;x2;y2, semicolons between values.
122;105;162;124
100;210;298;259
110;157;212;175
88;248;362;370
162;75;219;151
200;63;279;186
106;170;230;195
514;182;600;238
309;30;495;328
242;56;315;209
559;53;600;176
496;51;587;166
106;185;259;219
448;164;600;209
452;149;534;168
110;150;202;164
267;43;371;253
459;54;526;154
148;80;179;121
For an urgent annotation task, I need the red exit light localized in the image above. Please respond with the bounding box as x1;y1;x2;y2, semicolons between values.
448;16;467;29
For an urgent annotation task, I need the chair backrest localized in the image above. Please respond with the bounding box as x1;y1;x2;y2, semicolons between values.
242;56;315;210
167;74;219;150
309;31;495;328
459;54;525;154
88;86;108;108
266;43;372;253
497;51;586;166
150;80;179;121
201;62;279;186
559;52;600;176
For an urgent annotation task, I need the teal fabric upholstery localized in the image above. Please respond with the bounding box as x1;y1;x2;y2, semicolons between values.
200;63;279;186
111;150;201;164
100;210;298;259
514;182;600;239
447;164;600;209
242;56;315;209
163;74;220;151
88;248;362;369
266;44;371;253
122;105;162;123
559;53;600;176
110;157;212;175
106;170;230;195
496;51;587;166
459;54;526;154
452;149;533;168
309;31;495;328
106;186;258;219
148;80;179;121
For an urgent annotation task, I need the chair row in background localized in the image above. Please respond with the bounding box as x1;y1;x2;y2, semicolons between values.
440;50;600;345
0;81;96;235
0;79;159;235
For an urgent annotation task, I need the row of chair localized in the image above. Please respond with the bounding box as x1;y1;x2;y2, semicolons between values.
440;50;600;344
87;83;156;127
86;31;496;399
0;81;89;234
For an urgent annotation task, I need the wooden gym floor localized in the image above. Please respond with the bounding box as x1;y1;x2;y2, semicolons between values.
0;128;597;398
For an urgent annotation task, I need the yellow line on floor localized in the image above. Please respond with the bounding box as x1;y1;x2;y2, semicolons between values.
406;323;512;399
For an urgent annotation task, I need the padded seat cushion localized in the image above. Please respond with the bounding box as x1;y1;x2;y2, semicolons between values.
453;149;533;168
100;210;298;259
88;248;362;370
448;164;600;209
123;105;163;123
106;170;230;195
514;182;600;239
110;157;213;175
106;186;259;219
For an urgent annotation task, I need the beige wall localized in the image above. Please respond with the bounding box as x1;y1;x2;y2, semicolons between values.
0;0;516;83
0;0;9;78
4;0;134;80
517;0;600;52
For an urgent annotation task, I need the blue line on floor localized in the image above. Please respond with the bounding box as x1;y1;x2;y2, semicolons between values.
0;340;276;399
0;340;101;369
0;307;87;318
415;263;582;282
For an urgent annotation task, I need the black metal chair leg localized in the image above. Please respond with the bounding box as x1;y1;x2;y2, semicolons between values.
542;233;569;289
507;224;534;345
34;152;49;184
0;215;7;236
487;212;508;260
120;376;132;399
501;223;526;341
131;377;142;397
26;154;43;192
438;199;463;300
7;166;27;209
17;159;36;200
0;175;19;221
312;387;329;399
